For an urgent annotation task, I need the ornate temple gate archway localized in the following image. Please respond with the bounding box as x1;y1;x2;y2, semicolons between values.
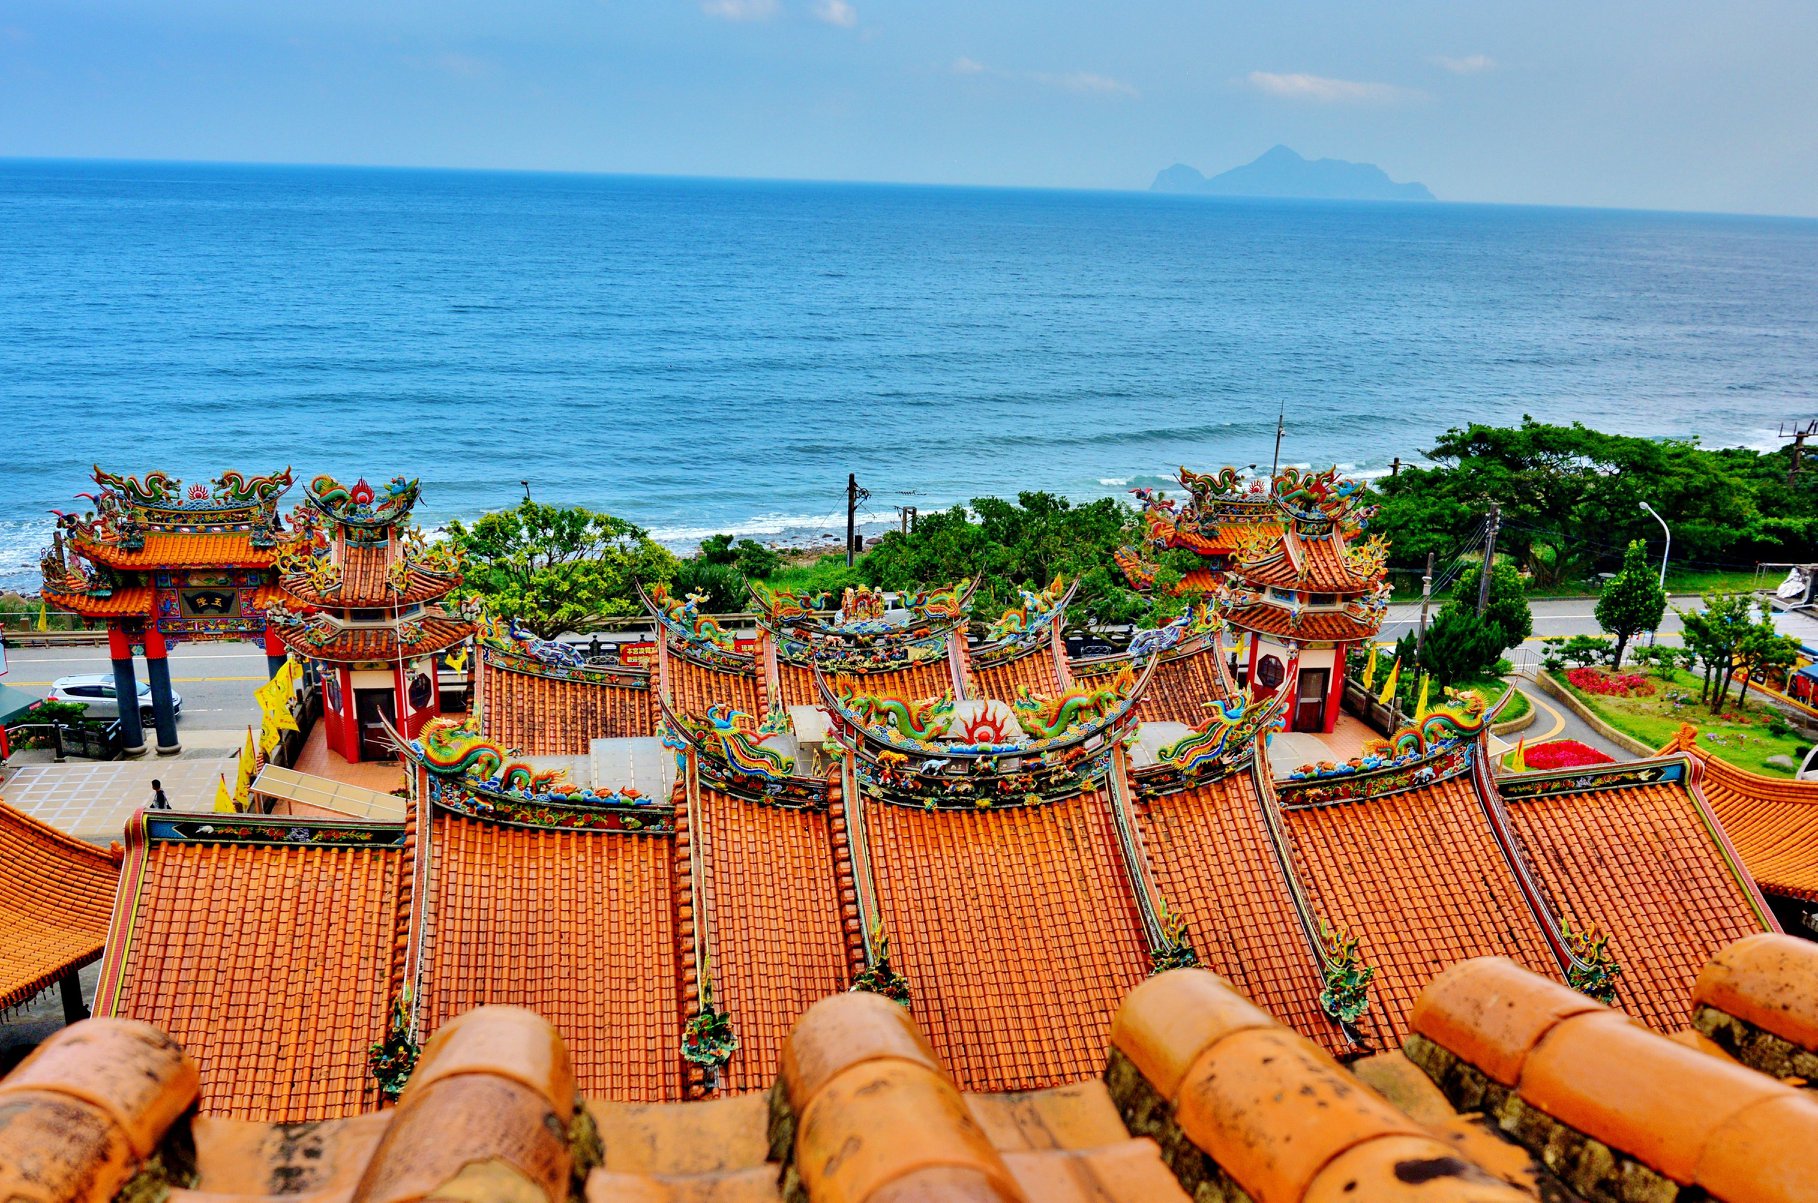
41;468;472;763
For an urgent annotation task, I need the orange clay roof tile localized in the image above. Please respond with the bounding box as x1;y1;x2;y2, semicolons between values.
827;662;957;703
1134;642;1238;726
1683;745;1818;901
418;812;684;1102
1499;776;1772;1031
862;788;1151;1092
1222;604;1375;643
1234;528;1370;593
1135;772;1342;1054
73;531;283;570
666;649;762;722
692;786;852;1094
268;613;472;662
776;661;821;709
1693;933;1818;1052
479;657;655;754
96;827;403;1121
970;645;1065;703
0;798;118;1011
1279;774;1561;1043
280;544;458;608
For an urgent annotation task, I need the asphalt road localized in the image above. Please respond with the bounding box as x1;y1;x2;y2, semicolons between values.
2;643;268;729
1380;596;1690;674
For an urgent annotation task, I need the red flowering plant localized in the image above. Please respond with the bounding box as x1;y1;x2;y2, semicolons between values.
1565;667;1654;697
1522;739;1615;770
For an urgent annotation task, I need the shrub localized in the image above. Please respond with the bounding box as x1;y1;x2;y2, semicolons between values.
1523;739;1616;769
1565;667;1654;697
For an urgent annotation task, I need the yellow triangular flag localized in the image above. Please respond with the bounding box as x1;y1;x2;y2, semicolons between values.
1361;644;1378;690
36;600;48;632
1414;674;1431;725
1376;659;1400;706
235;728;257;807
1510;738;1528;773
214;774;235;813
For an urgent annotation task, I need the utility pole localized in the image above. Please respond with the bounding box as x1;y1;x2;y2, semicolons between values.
1476;505;1500;617
1416;552;1435;659
1270;402;1286;478
846;473;869;567
1781;420;1818;487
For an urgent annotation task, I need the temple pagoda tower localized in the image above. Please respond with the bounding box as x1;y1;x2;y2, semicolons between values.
267;475;473;763
40;467;296;757
1214;467;1389;733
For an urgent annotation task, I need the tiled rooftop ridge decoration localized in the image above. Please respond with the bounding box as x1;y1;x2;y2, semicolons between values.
1275;689;1498;807
34;941;1818;1202
405;714;675;832
1663;723;1818;904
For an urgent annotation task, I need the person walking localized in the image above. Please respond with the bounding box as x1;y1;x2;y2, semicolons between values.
149;779;170;810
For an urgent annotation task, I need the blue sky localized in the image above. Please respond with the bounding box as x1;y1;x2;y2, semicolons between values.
3;1;1815;215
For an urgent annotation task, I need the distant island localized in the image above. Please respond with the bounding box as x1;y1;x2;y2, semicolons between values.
1153;145;1435;202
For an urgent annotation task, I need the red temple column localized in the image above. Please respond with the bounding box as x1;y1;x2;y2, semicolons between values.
142;627;181;756
262;625;288;678
107;625;146;756
1323;647;1347;733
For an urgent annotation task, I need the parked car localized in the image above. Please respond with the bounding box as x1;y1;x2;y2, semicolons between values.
48;675;182;722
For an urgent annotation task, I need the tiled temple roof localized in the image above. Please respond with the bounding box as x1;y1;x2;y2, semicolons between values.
969;639;1065;701
1232;526;1378;593
1498;763;1773;1031
266;611;472;663
1278;771;1562;1043
859;787;1151;1091
1665;726;1818;902
0;797;118;1011
1219;600;1378;643
688;785;852;1093
478;650;655;754
279;542;460;608
68;530;284;571
664;639;762;720
1134;768;1342;1054
415;810;684;1101
823;661;956;704
93;814;404;1121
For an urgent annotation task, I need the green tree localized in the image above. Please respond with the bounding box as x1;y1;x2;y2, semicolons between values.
1417;557;1531;687
1735;620;1799;709
1676;593;1754;709
446;500;679;639
1593;540;1666;669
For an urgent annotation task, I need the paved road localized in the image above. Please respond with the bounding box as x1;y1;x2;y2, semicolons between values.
2;643;268;732
1381;596;1692;675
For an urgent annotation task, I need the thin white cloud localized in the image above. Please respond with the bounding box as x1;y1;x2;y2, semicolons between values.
701;0;777;20
1432;53;1495;74
953;59;1136;98
1037;71;1138;98
813;0;857;27
1244;71;1421;104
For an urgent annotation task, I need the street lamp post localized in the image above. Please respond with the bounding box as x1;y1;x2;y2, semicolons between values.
1640;502;1670;646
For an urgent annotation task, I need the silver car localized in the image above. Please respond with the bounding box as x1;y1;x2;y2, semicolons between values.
47;674;183;722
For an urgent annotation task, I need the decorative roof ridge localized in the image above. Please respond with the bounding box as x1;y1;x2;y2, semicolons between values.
303;473;421;532
657;694;825;808
1276;690;1504;807
1131;689;1286;795
639;581;755;671
1247;714;1382;1050
477;639;651;688
970;577;1079;667
749;578;976;641
1669;727;1818;802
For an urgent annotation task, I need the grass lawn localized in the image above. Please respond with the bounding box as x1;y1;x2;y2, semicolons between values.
1554;666;1807;777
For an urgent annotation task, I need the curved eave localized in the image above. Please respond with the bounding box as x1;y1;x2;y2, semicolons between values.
268;613;474;663
39;586;155;619
1220;601;1380;643
279;568;463;609
67;531;287;571
749;577;978;641
815;652;1156;764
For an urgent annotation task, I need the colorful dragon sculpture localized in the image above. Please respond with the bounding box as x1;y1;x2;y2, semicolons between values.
92;467;180;507
839;687;956;743
691;703;795;778
1155;695;1280;777
1358;692;1489;763
309;474;420;526
1272;465;1376;534
213;468;295;505
752;582;830;624
417;716;570;794
985;576;1068;643
907;579;970;623
1179;464;1248;502
1011;665;1134;740
647;581;736;650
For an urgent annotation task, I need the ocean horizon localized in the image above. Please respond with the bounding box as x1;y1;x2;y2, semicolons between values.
3;157;1815;591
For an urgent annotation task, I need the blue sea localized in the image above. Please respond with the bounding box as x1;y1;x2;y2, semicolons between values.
3;159;1815;591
